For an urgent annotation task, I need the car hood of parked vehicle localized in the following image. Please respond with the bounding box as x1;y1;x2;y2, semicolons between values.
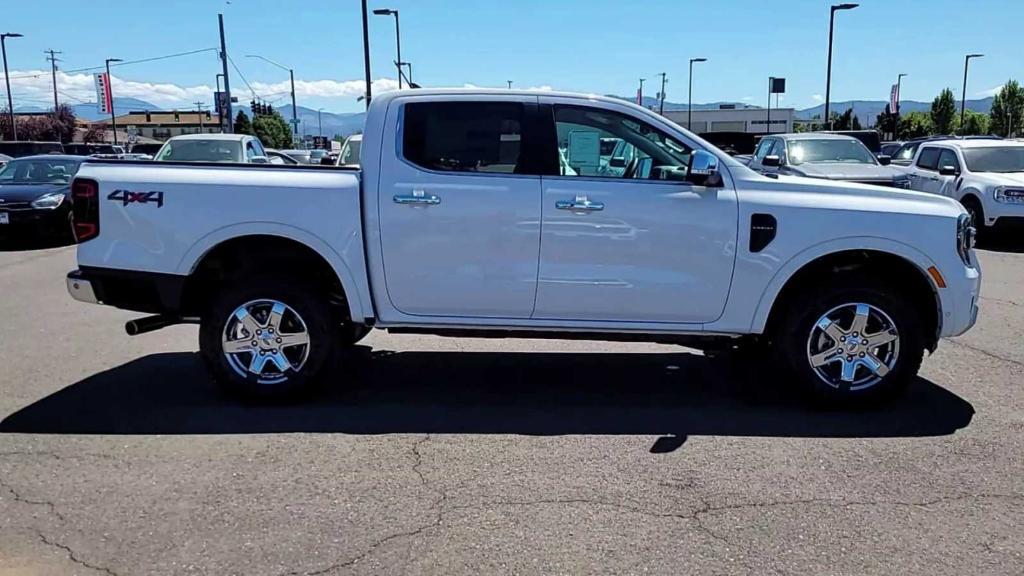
740;171;965;219
785;162;905;181
0;182;69;203
968;171;1024;187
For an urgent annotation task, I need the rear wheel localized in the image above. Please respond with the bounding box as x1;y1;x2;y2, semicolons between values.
775;278;924;407
199;277;340;401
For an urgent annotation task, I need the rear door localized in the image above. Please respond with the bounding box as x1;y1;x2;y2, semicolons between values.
532;98;738;324
377;96;544;318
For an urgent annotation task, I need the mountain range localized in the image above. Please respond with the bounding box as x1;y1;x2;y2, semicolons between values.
15;94;1000;134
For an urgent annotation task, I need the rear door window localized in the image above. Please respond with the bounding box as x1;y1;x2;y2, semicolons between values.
403;102;525;174
916;147;940;170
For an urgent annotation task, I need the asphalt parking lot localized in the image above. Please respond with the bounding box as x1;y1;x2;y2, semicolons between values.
0;245;1021;575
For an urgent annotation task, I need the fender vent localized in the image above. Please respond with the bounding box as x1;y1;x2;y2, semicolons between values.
750;213;777;253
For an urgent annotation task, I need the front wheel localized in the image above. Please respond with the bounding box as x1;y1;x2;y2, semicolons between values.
775;280;924;407
199;277;340;401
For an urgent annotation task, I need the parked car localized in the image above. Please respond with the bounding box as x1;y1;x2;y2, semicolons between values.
904;138;1024;235
0;154;86;247
66;89;979;407
309;149;329;165
891;135;1002;167
64;143;125;156
129;143;163;157
266;149;301;165
280;149;313;164
748;133;911;188
155;134;270;164
335;135;361;167
0;141;64;158
880;142;903;157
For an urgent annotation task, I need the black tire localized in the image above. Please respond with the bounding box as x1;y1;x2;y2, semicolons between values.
199;276;340;402
774;277;924;407
961;196;986;241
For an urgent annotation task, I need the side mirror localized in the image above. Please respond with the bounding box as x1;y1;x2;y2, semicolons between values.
686;150;722;187
762;155;781;168
250;156;270;164
609;157;627;168
939;165;958;176
877;154;892;166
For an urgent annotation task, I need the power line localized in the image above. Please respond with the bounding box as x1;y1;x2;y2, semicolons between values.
6;47;219;81
226;54;256;98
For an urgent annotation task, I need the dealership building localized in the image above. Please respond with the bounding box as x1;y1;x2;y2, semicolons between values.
663;105;795;135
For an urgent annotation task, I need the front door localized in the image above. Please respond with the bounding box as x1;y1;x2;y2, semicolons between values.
377;97;542;318
532;99;738;324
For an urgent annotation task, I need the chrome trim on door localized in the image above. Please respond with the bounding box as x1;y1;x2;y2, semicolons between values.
555;197;604;211
393;189;441;205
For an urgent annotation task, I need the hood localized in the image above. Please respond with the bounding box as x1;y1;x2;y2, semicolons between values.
969;171;1024;188
736;170;965;220
0;182;70;204
785;162;904;181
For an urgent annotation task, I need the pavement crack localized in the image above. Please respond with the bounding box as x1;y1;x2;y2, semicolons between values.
0;477;67;523
943;338;1024;369
36;532;118;576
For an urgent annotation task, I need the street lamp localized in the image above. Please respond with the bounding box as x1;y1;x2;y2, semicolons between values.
961;54;983;134
507;80;513;89
1;32;24;140
247;54;299;142
373;8;403;90
688;57;706;130
105;58;122;145
317;107;324;137
638;78;646;106
895;73;907;139
824;3;858;129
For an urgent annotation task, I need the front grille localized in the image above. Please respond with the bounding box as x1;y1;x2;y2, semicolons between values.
0;201;32;211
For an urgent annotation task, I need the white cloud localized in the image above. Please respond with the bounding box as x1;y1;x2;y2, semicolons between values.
811;94;824;102
977;84;1004;98
249;77;399;100
741;96;753;101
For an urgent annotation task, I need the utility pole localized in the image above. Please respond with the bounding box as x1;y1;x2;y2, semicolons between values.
658;72;667;115
1;33;23;141
195;101;205;133
361;0;372;108
218;14;234;133
45;49;62;113
317;107;323;137
638;78;645;106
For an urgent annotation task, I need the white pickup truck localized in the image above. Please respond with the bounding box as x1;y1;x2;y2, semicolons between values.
65;89;980;406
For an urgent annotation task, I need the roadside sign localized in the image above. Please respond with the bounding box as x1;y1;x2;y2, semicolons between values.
94;73;113;114
890;83;900;113
770;77;786;94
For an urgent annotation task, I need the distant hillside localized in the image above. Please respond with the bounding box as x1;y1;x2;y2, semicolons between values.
15;97;161;121
795;97;994;127
608;95;756;111
275;105;365;138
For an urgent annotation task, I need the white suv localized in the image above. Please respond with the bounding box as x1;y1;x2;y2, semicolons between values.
905;139;1024;234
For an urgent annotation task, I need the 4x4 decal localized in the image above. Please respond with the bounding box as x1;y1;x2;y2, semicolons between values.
107;189;165;208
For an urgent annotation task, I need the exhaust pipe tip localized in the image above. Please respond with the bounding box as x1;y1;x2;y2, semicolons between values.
125;314;180;336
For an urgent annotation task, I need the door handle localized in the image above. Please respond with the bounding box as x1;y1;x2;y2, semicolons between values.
556;198;604;211
393;190;441;205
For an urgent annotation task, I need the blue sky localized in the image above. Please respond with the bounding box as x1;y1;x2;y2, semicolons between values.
3;0;1022;113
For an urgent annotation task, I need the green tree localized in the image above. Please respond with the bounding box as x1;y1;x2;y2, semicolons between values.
930;88;957;135
874;104;896;136
898;111;933;138
960;110;990;135
831;108;858;130
252;111;293;149
234;110;253;135
989;79;1024;137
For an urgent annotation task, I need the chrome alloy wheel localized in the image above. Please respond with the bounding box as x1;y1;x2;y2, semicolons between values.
806;303;900;391
222;299;311;384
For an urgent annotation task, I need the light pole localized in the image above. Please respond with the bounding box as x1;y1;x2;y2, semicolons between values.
507;80;512;89
961;54;983;134
105;58;122;145
247;54;299;143
657;72;667;115
1;32;23;140
688;57;706;131
373;8;402;90
317;107;323;137
895;73;907;139
824;3;858;130
361;0;371;108
638;78;646;107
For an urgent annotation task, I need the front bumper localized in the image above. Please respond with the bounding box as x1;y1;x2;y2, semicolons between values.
943;261;981;337
0;204;74;247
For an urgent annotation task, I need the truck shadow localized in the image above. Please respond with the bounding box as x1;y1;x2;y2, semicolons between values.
0;348;974;438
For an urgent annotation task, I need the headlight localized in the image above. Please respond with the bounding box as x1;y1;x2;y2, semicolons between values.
993;186;1024;203
30;191;66;209
956;213;975;266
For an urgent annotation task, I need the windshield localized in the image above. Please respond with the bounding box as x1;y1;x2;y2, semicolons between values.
155;139;242;163
0;158;82;184
787;138;877;165
310;150;327;160
962;147;1024;173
